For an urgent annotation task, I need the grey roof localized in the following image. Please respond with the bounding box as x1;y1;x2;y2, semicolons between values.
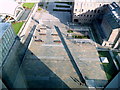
0;23;11;39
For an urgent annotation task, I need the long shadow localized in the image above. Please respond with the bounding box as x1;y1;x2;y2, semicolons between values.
13;48;71;89
2;40;71;89
2;23;72;89
54;26;85;83
2;25;37;89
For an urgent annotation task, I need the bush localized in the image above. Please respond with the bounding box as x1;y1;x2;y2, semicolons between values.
67;30;73;33
38;8;42;11
22;3;35;9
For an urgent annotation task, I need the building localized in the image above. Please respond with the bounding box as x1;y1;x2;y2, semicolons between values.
72;0;120;24
101;2;120;49
0;0;25;22
0;23;16;66
93;2;120;49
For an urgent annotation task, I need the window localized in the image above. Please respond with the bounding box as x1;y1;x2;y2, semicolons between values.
98;10;100;13
82;9;84;12
87;15;89;17
100;4;101;6
94;10;96;13
74;19;78;22
75;9;77;11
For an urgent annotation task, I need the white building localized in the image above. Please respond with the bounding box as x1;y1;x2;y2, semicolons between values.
0;0;25;22
72;0;120;24
0;23;16;66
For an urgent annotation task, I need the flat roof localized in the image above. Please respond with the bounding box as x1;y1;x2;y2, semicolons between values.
0;23;11;39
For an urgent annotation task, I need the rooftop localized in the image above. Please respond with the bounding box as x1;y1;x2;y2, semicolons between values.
0;0;19;17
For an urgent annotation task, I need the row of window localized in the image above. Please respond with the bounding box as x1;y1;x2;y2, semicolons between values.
75;9;101;13
76;3;102;7
80;19;93;22
74;14;96;18
74;19;93;23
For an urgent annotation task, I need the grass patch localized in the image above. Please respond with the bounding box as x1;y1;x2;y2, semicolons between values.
113;52;119;57
38;8;42;11
102;63;115;80
98;51;118;80
23;3;35;9
98;51;110;57
56;5;70;8
53;9;71;12
72;35;89;39
12;22;24;34
67;30;73;33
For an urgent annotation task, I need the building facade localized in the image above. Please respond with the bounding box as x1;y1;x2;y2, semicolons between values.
100;2;120;49
0;23;16;66
72;0;120;24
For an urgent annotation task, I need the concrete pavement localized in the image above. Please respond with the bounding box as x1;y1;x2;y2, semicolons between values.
14;6;87;88
14;1;108;89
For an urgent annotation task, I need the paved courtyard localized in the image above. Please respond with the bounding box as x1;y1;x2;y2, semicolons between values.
16;8;87;88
